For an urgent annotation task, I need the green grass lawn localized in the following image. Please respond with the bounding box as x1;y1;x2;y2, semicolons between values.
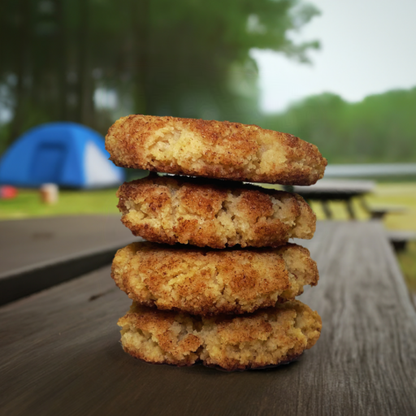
0;188;119;218
309;182;416;232
398;241;416;294
1;182;416;294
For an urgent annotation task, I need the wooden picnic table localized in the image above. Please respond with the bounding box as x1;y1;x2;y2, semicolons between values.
0;215;135;305
291;180;408;223
289;179;375;219
1;218;416;415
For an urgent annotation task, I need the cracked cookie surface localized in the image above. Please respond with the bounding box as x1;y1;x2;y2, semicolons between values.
117;175;316;249
106;115;327;185
118;300;322;371
112;242;319;315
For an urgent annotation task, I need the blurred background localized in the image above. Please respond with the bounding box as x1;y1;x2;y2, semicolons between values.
0;0;415;293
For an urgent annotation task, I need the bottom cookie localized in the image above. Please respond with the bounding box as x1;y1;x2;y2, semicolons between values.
118;300;322;371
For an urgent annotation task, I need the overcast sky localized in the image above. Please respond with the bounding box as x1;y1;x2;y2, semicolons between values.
251;0;416;113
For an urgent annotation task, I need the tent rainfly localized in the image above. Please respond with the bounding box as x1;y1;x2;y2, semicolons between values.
0;122;125;188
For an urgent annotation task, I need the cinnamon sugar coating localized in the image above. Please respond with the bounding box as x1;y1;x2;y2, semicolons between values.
118;300;322;371
106;115;327;185
111;242;319;315
117;175;316;249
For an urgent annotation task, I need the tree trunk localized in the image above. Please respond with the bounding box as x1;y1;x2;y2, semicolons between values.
77;0;94;127
10;0;31;143
131;0;150;115
54;0;68;121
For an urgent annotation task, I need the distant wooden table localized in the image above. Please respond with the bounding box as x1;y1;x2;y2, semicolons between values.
289;179;375;219
1;220;416;415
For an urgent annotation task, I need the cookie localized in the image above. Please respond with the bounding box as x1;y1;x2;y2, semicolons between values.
106;115;327;185
112;242;319;315
118;300;322;371
117;175;316;248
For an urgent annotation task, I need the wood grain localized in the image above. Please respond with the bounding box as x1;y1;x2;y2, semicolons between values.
0;215;136;304
0;215;132;276
1;221;416;415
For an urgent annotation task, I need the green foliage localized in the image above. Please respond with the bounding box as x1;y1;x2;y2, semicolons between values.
0;0;319;149
0;123;10;155
261;87;416;163
397;241;416;294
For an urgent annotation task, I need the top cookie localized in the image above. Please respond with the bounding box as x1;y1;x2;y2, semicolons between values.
106;115;327;185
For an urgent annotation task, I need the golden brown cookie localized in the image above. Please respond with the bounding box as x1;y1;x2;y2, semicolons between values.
118;300;322;371
106;115;327;185
117;175;316;249
111;242;319;315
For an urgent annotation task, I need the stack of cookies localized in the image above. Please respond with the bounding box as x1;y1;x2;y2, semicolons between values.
106;115;327;371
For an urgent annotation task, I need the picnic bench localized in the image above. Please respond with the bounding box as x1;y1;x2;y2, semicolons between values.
289;179;376;219
1;217;416;415
386;229;416;252
291;179;409;224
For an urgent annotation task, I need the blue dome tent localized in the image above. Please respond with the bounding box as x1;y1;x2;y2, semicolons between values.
0;122;125;188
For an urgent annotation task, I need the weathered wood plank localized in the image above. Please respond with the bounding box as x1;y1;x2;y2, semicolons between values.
0;221;415;416
0;215;129;275
296;222;416;415
0;215;136;304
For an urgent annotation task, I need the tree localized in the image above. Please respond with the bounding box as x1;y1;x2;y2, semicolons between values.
0;0;320;148
261;88;416;163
